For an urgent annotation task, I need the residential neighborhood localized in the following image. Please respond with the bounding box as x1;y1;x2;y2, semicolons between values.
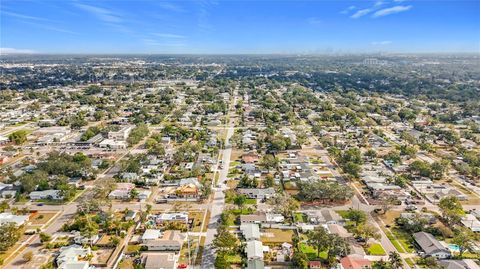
0;54;479;269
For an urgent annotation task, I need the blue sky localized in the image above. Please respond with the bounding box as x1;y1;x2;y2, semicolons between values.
1;0;479;54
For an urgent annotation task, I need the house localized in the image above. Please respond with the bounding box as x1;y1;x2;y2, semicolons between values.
0;182;16;198
241;214;267;224
108;125;132;141
143;253;177;269
122;172;139;182
461;214;480;232
237;188;275;199
413;232;451;259
0;135;9;145
156;212;189;224
439;259;480;269
179;177;201;187
320;209;343;225
0;213;29;226
68;177;82;188
56;244;91;269
241;163;259;174
125;211;137;221
160;136;171;144
240;213;284;225
183;162;194;170
277;242;293;262
108;189;131;200
144;230;185;251
142;229;162;242
400;213;437;225
242;152;260;163
240;223;261;240
138;190;152;200
266;213;284;223
29;190;63;200
434;188;468;202
172;183;199;198
339;255;372;269
0;155;9;165
327;224;351;238
0;189;16;199
99;139;127;150
246;240;264;261
73;232;99;245
309;261;322;269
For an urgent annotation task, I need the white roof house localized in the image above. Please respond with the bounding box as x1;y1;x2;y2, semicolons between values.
0;213;29;226
461;214;480;232
179;177;201;188
156;212;189;224
56;244;91;269
240;223;261;240
142;229;161;242
29;190;63;200
108;189;131;200
246;240;264;261
108;125;133;141
265;213;284;223
99;139;127;149
138;190;152;200
0;135;9;144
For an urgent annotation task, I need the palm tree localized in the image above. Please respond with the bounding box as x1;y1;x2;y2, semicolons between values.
388;251;403;269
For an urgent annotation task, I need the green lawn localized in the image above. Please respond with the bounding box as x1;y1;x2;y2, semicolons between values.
391;228;415;253
382;227;415;253
336;210;349;218
294;212;308;223
456;252;480;259
228;208;254;216
126;244;141;254
229;161;241;167
245;198;257;205
299;243;327;261
366;243;386;256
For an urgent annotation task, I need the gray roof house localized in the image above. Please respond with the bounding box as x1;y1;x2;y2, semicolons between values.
237;188;275;199
240;223;261;240
413;232;451;259
246;240;264;261
439;259;480;269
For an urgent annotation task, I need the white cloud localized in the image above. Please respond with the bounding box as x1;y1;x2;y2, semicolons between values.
340;5;356;14
0;48;36;55
1;10;52;22
351;8;372;19
153;33;186;39
373;5;412;17
393;0;408;2
74;3;122;23
371;41;392;45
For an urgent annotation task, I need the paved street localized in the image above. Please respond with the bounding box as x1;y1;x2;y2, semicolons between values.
201;91;237;269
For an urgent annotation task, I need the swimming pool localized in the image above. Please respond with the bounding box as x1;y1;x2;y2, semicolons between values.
448;244;460;252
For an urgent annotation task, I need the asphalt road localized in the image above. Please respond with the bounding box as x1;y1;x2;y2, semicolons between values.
200;92;237;269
